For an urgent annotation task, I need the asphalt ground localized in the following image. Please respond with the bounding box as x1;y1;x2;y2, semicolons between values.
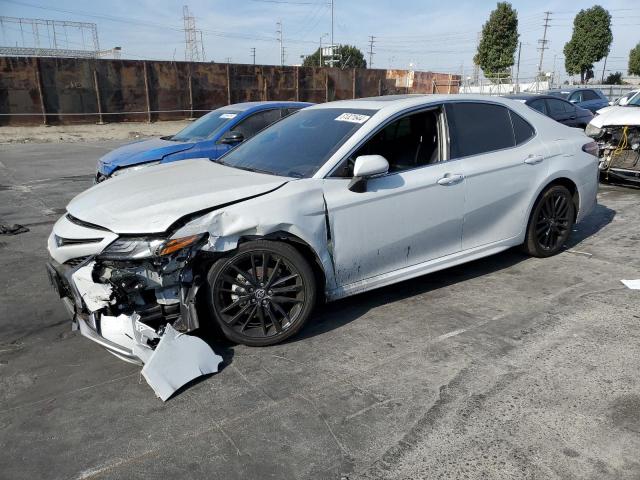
0;140;639;480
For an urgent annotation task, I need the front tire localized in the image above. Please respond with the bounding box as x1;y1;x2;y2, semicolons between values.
206;240;316;346
522;185;575;257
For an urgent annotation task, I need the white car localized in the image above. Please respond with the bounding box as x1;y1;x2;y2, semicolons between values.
587;93;640;185
47;95;599;364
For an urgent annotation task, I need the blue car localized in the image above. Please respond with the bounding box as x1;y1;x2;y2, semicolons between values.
96;101;313;182
545;88;609;114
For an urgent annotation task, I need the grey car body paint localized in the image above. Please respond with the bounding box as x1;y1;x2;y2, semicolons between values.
141;324;223;401
173;179;338;292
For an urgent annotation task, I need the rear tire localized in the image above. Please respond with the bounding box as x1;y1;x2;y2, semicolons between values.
522;185;575;258
205;240;316;346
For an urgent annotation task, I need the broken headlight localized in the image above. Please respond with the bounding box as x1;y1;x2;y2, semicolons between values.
111;161;161;178
100;234;206;260
585;124;604;139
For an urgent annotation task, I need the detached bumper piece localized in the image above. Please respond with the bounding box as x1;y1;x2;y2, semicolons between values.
47;256;222;401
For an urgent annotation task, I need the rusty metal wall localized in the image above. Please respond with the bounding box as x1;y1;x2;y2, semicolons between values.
0;56;460;126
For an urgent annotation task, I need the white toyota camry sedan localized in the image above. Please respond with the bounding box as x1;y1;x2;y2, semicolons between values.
47;94;599;363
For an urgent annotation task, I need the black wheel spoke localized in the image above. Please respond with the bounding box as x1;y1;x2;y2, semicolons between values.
265;304;282;333
270;296;302;304
261;253;269;283
271;273;299;288
271;284;303;294
227;303;252;326
250;254;259;285
265;258;282;288
220;295;250;313
230;265;256;286
240;305;258;332
271;302;292;328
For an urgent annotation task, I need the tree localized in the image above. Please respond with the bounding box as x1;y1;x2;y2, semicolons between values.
302;44;367;69
603;72;623;85
474;2;519;83
563;6;612;84
629;43;640;76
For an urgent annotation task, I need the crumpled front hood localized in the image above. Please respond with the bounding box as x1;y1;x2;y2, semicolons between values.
67;159;288;234
99;137;196;171
590;106;640;128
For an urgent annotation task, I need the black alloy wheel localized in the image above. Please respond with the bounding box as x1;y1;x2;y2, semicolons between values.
523;184;575;257
206;240;316;346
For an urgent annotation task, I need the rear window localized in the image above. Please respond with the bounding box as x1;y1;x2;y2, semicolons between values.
509;111;535;145
446;102;515;158
582;90;600;101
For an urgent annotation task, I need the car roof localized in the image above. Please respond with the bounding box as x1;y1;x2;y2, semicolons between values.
222;101;314;112
546;88;600;93
504;94;567;102
307;94;527;113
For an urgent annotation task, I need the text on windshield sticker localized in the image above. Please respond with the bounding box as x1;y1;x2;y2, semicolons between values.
335;113;370;124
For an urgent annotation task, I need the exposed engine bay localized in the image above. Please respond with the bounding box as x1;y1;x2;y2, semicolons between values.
589;125;640;183
47;231;223;400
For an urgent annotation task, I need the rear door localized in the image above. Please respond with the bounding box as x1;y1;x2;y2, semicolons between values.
446;102;549;249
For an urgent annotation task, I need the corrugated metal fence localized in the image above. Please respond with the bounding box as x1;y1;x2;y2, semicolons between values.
0;57;460;126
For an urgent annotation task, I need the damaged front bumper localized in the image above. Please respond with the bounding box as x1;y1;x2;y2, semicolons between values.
47;254;222;400
46;249;204;365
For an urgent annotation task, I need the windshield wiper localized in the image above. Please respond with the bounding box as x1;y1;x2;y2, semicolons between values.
230;165;276;175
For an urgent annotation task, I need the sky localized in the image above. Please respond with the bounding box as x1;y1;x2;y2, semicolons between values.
0;0;638;83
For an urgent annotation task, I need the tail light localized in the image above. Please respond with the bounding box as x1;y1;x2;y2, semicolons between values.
582;141;599;157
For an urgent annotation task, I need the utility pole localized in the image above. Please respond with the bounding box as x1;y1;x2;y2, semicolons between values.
276;20;283;66
515;41;522;92
601;55;608;83
368;35;375;68
330;0;334;67
472;31;480;85
537;11;551;78
251;47;256;65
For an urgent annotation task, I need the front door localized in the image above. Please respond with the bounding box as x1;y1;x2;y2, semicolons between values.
322;107;465;287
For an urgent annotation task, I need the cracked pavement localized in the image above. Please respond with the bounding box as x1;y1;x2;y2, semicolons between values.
0;141;639;479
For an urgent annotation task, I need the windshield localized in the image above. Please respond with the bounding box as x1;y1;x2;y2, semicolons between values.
171;110;240;142
548;91;570;99
216;108;376;178
627;93;640;107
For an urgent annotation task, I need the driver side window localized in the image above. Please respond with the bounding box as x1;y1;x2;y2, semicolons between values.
230;109;281;141
332;108;443;177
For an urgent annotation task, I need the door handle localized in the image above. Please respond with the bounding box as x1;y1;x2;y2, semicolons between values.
524;154;544;165
437;173;464;185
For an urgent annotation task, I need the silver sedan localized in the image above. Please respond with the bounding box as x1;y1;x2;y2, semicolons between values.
48;94;599;362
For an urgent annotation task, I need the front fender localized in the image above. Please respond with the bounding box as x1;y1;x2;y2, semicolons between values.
171;180;337;292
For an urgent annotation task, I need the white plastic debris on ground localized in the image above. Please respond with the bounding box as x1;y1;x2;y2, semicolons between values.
141;324;223;401
621;279;640;290
71;263;113;312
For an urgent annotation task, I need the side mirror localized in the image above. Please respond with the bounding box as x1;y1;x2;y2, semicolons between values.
348;155;389;193
569;98;578;104
221;131;244;145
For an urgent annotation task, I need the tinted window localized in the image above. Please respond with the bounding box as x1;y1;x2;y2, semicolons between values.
446;103;514;158
582;90;599;101
529;99;547;115
569;91;583;102
230;109;282;140
171;109;240;142
547;98;570;115
218;108;375;178
281;107;302;117
509;111;535;145
334;108;441;176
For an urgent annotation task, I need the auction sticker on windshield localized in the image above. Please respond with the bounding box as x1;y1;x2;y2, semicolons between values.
220;113;237;119
335;113;371;124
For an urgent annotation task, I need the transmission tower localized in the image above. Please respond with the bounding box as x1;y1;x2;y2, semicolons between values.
537;11;551;77
368;35;375;68
183;5;203;62
276;20;283;66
